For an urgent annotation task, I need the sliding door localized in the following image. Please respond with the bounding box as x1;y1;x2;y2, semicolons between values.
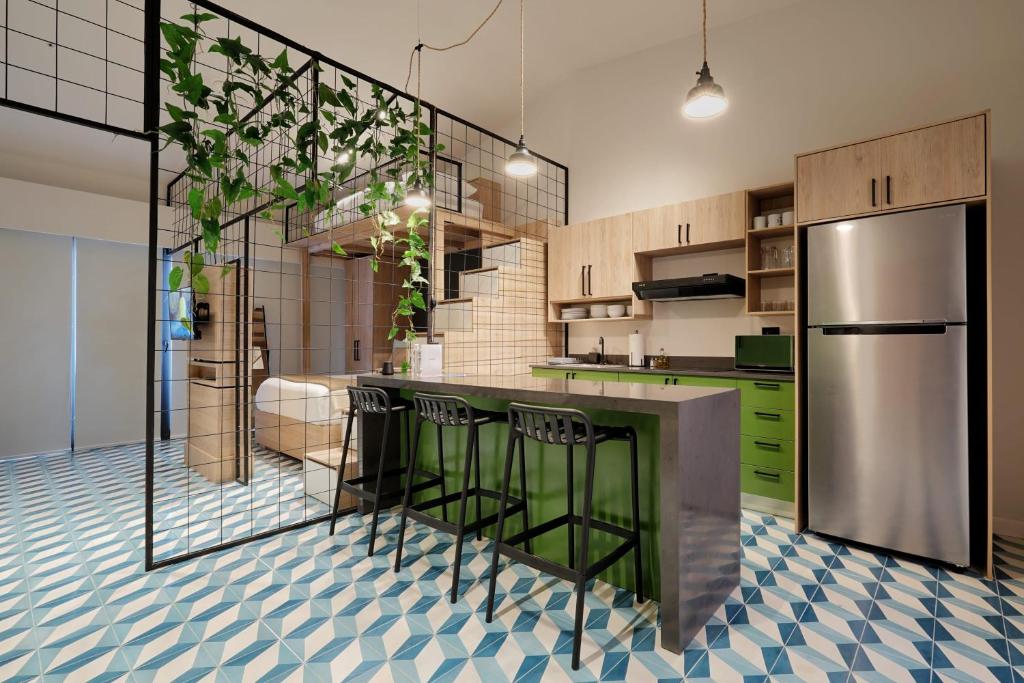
0;228;72;457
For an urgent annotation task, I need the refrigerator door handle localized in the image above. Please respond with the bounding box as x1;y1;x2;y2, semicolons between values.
821;324;950;336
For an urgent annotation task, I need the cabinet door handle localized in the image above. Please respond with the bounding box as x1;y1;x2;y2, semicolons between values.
753;469;781;480
673;378;679;385
663;377;671;385
753;382;780;390
754;440;781;450
587;264;592;295
885;175;892;204
580;265;586;296
871;178;877;207
754;411;782;420
686;223;691;244
677;224;682;244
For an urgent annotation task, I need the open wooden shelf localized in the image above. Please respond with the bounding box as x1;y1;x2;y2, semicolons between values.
747;225;794;238
749;267;795;277
748;310;795;317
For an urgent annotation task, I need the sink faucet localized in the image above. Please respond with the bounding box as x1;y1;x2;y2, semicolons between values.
598;336;605;365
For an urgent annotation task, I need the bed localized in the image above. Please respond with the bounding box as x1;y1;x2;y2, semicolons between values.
253;374;359;509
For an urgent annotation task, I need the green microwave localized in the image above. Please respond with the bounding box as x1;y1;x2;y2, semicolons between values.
735;335;794;372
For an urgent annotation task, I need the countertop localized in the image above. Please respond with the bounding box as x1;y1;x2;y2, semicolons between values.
358;372;734;413
530;363;795;382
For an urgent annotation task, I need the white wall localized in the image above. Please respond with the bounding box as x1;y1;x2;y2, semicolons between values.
511;0;1024;530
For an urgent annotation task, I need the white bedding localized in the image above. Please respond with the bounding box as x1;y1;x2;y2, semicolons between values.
254;378;349;423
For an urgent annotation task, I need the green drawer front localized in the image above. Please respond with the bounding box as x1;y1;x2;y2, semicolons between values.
572;370;619;381
740;406;795;441
533;367;571;379
740;435;794;471
738;379;795;410
672;375;737;389
741;464;795;502
617;372;675;385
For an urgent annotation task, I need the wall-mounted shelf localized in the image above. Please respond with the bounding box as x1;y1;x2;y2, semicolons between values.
745;184;796;317
748;267;795;277
747;225;794;239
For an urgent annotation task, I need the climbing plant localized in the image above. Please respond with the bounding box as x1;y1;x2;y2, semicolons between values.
159;11;434;342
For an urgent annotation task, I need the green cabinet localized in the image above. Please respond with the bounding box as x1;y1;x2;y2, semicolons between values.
740;464;794;502
740;435;794;471
740;406;795;442
532;367;619;381
616;372;736;388
617;372;674;385
738;379;795;410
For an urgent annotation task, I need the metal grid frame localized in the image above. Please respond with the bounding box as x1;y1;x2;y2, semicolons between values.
0;0;568;570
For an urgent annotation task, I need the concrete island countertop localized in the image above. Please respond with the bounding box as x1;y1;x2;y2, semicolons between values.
356;372;740;656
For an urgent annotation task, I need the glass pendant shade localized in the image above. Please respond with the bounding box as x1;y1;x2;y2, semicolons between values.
682;61;728;119
505;135;538;177
404;179;431;209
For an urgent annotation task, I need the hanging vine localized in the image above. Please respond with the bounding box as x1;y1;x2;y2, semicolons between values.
159;11;434;343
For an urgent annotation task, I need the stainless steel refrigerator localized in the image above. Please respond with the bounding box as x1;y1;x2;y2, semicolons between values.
806;204;970;566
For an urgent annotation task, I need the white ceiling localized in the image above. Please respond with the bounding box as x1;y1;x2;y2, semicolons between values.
0;0;804;201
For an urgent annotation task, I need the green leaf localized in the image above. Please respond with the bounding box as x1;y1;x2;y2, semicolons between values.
209;36;251;65
370;257;380;273
192;271;210;295
387;325;400;341
188;251;205;277
221;264;233;277
180;12;218;24
270;48;290;71
187;187;204;219
331;242;347;256
337;89;357;115
317;83;341;108
201;217;220;254
168;266;183;292
410;289;426;310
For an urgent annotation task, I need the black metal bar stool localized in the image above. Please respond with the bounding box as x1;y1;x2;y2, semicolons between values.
485;402;644;671
329;386;445;556
393;393;531;603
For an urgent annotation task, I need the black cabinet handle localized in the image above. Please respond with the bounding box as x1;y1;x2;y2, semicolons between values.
580;265;586;296
754;411;782;420
677;224;682;244
754;470;781;480
663;377;671;385
353;339;361;362
754;440;781;450
871;178;877;207
686;223;691;244
753;382;780;390
673;378;680;385
587;264;592;295
886;175;892;204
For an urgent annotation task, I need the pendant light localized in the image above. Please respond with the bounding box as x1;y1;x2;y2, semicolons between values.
505;0;537;177
404;7;432;211
405;178;431;209
682;0;728;119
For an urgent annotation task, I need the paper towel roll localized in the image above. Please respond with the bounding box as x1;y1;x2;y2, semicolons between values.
628;331;645;367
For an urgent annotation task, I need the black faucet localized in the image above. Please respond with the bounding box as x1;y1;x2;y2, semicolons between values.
598;336;605;365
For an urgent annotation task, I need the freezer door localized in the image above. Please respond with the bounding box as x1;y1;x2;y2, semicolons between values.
807;325;970;566
807;205;967;326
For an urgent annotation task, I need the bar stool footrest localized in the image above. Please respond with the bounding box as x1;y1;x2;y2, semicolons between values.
407;494;525;537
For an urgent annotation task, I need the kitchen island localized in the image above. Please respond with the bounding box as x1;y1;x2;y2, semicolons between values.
355;372;739;655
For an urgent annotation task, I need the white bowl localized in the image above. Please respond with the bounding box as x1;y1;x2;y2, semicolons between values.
607;305;626;318
589;305;608;318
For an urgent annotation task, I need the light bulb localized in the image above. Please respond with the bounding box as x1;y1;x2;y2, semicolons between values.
505;136;538;177
682;61;728;120
404;179;431;209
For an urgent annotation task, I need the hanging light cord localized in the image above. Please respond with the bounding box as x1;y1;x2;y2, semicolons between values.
518;0;525;137
701;0;708;64
405;0;505;92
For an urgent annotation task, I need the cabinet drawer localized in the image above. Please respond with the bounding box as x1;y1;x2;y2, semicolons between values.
737;379;794;409
740;406;795;440
618;372;674;385
741;464;794;502
672;375;737;389
740;435;794;471
572;370;619;381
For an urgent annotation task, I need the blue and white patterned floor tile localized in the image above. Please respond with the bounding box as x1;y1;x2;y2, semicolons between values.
0;442;1023;681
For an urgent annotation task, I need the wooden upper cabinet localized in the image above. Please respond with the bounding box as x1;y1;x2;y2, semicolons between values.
547;215;633;301
797;140;881;223
587;214;634;298
880;115;986;209
631;202;689;253
547;222;587;301
693;191;747;244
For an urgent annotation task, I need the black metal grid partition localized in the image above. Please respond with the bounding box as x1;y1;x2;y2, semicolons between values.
0;0;567;569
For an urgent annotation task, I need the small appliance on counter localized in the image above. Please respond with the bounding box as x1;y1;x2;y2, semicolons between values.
734;334;794;372
628;330;645;367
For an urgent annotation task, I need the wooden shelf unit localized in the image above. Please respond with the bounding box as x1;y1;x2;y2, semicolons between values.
745;183;796;316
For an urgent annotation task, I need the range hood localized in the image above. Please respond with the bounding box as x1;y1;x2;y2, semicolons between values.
632;273;745;301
